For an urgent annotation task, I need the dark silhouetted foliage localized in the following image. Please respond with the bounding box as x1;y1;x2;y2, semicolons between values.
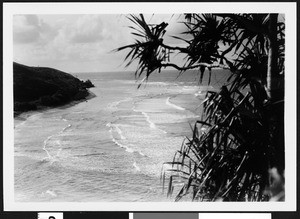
13;62;94;115
117;14;285;201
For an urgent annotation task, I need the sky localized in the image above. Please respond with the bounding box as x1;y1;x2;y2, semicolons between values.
12;13;286;74
13;14;186;73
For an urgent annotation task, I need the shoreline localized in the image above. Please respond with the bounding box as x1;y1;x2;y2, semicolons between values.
13;62;96;118
55;90;96;110
13;71;209;202
14;90;96;121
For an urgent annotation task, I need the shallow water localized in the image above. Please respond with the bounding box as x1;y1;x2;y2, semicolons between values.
14;69;228;202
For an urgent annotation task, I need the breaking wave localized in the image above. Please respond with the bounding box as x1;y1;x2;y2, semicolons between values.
166;97;185;111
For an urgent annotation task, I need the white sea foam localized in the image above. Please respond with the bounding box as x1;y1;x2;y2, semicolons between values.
42;125;66;162
141;112;156;129
45;190;57;197
194;90;207;97
166;97;185;111
106;122;113;135
183;85;198;90
133;107;167;133
107;97;131;110
107;122;149;156
114;125;126;140
107;123;136;153
54;140;61;146
107;102;118;110
112;138;134;153
62;124;72;132
41;155;58;165
138;151;145;156
125;147;135;153
106;123;126;140
43;136;53;160
133;162;141;171
146;82;170;86
56;148;62;157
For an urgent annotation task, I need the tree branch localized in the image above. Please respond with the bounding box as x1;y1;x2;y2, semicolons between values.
160;43;189;53
160;62;231;71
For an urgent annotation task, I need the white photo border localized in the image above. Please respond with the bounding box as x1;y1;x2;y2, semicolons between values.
3;2;297;211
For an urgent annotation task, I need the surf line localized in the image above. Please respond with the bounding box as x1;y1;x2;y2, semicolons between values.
107;97;132;111
106;122;146;156
132;106;167;134
166;97;185;111
114;125;126;140
141;112;156;129
43;135;53;160
106;123;134;153
132;104;156;129
42;123;70;162
133;161;141;171
41;190;58;198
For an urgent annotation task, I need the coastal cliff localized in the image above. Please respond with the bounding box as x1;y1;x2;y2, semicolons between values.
13;62;95;116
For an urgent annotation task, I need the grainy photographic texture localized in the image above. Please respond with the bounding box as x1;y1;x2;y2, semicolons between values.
4;2;296;212
13;13;285;202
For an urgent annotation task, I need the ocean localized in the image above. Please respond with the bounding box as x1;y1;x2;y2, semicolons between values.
14;69;229;202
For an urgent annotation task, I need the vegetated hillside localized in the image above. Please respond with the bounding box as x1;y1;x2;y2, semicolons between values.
13;62;95;115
